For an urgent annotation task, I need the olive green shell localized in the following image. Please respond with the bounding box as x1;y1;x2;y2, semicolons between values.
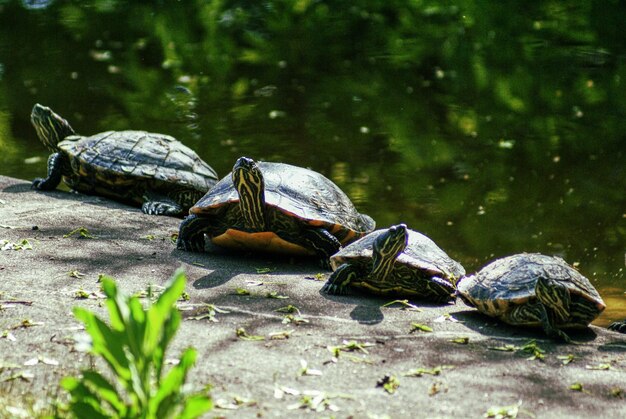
190;161;375;242
457;253;605;327
59;131;217;202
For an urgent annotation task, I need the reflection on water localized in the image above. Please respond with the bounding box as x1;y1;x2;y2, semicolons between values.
0;1;624;322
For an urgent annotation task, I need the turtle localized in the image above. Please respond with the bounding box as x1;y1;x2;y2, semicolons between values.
322;223;466;302
177;156;375;266
456;253;606;342
30;103;218;216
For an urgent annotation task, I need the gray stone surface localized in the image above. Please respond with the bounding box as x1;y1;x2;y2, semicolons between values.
1;174;625;418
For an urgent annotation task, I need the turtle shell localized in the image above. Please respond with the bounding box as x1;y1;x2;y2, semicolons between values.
457;253;606;327
330;227;466;284
59;131;217;202
190;161;375;246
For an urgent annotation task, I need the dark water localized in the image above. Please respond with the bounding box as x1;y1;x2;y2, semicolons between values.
0;1;624;324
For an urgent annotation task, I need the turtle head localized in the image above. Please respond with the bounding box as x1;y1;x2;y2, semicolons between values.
371;223;408;279
232;156;266;231
30;104;76;152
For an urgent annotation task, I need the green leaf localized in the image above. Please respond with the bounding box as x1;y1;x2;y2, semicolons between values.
100;278;125;331
68;401;111;419
149;270;186;375
381;299;422;311
126;296;147;359
585;363;611;370
80;370;127;415
60;376;80;392
376;374;400;394
557;354;576;365
236;328;265;341
62;269;212;417
488;344;517;352
484;400;521;418
73;307;131;382
410;323;433;333
155;310;182;381
402;365;454;377
570;382;584;392
63;227;94;239
61;376;113;418
178;394;214;419
152;348;197;416
275;305;300;314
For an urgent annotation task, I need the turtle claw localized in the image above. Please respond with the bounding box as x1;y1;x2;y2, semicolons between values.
608;320;626;334
321;282;349;296
322;263;358;296
31;178;45;190
142;200;183;217
176;236;205;252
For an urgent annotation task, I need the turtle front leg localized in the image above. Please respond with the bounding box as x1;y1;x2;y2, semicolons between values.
535;275;572;343
608;320;626;334
32;152;65;190
177;214;209;252
322;263;361;295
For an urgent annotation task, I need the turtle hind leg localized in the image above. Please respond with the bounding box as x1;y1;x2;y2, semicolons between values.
535;275;572;343
322;263;361;295
608;320;626;334
142;199;184;216
142;191;184;216
32;152;65;190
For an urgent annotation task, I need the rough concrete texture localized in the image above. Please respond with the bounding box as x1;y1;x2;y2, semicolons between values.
1;174;625;418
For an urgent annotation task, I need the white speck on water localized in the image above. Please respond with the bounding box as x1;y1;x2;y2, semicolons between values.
269;110;286;119
359;126;370;134
573;105;584;118
24;156;43;164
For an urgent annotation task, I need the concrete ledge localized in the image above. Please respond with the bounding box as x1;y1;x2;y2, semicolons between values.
1;175;626;417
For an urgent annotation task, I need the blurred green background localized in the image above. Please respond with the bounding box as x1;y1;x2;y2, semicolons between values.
0;0;624;323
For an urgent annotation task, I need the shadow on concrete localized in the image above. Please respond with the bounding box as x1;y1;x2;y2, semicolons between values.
2;180;177;217
2;182;32;193
597;339;626;352
174;244;322;290
454;309;600;343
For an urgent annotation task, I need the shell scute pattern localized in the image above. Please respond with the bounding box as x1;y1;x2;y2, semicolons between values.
192;162;372;235
460;253;603;304
60;131;216;192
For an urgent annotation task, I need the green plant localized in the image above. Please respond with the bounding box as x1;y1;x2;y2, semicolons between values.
60;269;212;419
